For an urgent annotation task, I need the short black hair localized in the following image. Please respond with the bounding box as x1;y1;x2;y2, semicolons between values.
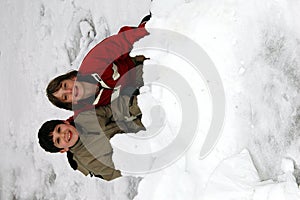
38;120;65;153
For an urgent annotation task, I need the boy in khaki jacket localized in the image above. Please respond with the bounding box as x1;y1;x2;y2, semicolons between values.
38;119;121;181
38;95;145;181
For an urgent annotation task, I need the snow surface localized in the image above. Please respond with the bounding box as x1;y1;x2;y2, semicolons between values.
203;149;300;200
1;0;300;199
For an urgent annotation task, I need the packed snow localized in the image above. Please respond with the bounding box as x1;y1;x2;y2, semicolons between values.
1;0;300;199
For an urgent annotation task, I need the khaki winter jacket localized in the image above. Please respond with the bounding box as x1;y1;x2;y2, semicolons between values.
75;95;145;137
70;132;121;181
70;95;145;180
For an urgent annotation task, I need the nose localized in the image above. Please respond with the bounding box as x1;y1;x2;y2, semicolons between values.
63;88;72;94
58;131;66;140
53;131;65;142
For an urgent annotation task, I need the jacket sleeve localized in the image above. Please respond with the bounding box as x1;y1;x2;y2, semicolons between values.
110;95;131;121
75;107;125;138
84;151;122;181
84;134;122;181
80;25;149;75
104;23;149;62
96;165;122;181
75;108;112;134
73;151;122;181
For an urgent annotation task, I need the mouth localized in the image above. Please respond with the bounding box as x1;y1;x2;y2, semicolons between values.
73;86;79;98
68;131;73;142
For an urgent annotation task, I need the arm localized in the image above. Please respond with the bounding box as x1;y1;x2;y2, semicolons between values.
84;150;121;181
105;23;149;61
67;150;121;180
75;108;125;139
75;108;113;134
73;149;121;181
80;25;149;75
76;134;122;181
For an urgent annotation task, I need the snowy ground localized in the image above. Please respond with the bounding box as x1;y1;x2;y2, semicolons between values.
1;0;300;199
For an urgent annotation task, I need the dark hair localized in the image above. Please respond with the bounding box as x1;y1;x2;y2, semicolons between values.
46;70;78;110
67;151;78;170
38;120;65;153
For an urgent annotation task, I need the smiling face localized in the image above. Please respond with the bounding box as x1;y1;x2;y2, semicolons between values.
53;78;76;104
53;78;97;105
51;121;79;153
72;81;85;103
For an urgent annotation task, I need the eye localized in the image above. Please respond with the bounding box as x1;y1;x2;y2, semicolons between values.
63;95;67;101
58;127;61;133
64;83;67;88
57;138;60;144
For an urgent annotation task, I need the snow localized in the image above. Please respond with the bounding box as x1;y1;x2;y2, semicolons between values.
1;0;300;199
203;150;300;200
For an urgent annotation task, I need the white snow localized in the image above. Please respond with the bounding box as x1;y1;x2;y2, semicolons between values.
1;0;300;199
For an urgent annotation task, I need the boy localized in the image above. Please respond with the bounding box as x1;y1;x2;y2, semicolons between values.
38;95;145;181
46;16;150;113
38;119;121;181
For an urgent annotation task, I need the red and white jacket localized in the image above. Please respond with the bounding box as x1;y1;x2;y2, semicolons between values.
74;23;149;116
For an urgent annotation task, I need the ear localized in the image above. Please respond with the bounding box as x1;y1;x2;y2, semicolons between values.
59;148;69;153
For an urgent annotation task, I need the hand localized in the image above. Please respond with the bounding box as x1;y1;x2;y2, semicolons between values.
134;55;150;62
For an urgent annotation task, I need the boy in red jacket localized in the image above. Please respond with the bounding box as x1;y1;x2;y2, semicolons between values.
46;16;150;115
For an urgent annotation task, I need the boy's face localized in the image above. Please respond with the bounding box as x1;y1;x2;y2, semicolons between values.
53;78;76;104
51;121;79;153
53;78;93;104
